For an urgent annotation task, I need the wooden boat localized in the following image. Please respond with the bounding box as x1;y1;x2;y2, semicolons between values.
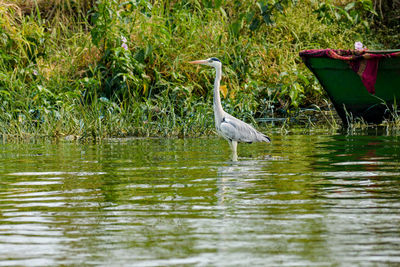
300;49;400;124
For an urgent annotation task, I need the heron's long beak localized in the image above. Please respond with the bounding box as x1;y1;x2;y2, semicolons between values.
188;60;208;65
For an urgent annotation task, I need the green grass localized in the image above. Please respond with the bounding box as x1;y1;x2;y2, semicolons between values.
0;0;396;139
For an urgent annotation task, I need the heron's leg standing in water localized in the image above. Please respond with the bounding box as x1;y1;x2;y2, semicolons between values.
229;140;238;161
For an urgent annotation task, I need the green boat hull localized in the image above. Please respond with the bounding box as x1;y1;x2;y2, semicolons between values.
303;54;400;124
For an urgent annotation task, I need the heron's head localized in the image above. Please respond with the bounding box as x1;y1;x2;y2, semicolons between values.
189;57;221;68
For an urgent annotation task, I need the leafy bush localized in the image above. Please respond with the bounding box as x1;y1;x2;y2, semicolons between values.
315;0;377;30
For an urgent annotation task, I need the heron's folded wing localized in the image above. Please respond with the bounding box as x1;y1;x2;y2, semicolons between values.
219;120;238;141
221;116;270;143
220;117;253;143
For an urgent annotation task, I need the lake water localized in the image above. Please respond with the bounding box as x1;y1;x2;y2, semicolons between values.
1;133;400;266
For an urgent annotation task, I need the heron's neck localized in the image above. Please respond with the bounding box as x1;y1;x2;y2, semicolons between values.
213;65;224;119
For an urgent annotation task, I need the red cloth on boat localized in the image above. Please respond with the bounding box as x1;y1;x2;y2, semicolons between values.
299;49;400;95
349;58;379;94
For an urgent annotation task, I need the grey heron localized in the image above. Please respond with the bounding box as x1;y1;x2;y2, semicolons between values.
189;57;271;161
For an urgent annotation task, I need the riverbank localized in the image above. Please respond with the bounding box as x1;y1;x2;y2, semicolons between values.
0;0;398;139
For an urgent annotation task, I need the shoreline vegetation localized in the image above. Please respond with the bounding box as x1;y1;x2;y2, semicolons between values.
0;0;399;140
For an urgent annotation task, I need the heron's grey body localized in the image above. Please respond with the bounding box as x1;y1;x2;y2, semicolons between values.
190;57;270;161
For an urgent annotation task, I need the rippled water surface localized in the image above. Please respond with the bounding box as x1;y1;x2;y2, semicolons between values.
1;134;400;266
